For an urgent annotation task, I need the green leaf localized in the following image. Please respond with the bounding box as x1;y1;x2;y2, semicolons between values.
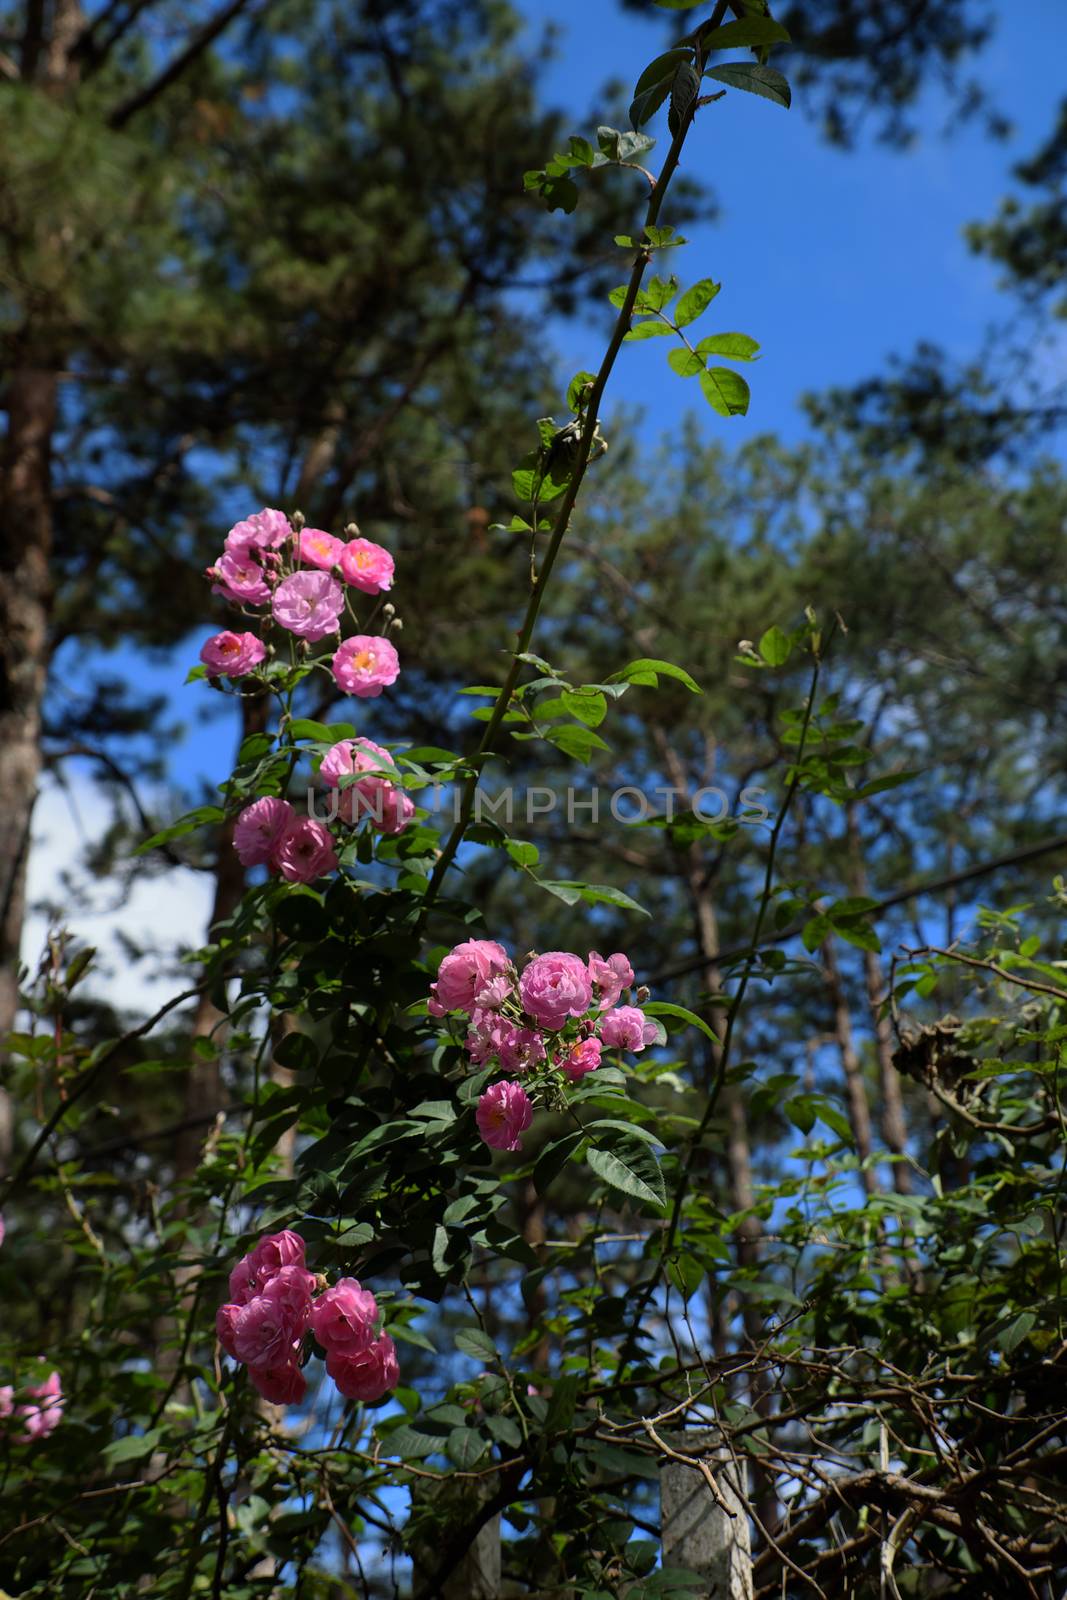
705;62;791;108
630;55;688;131
698;331;760;361
534;1132;585;1194
545;723;610;761
698;17;791;49
624;320;674;341
759;625;791;667
102;1429;163;1465
999;1310;1036;1353
543;1373;581;1435
675;278;721;327
455;1327;498;1363
643;1000;719;1045
608;657;702;693
597;126;656;164
561;689;607;727
542;881;649;917
639;275;679;312
505;839;539;869
587;1137;667;1210
447;1427;488;1468
135;805;225;855
699;366;750;417
667;347;704;378
567;370;597;411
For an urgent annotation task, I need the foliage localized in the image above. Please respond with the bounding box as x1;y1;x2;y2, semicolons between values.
2;3;1066;1599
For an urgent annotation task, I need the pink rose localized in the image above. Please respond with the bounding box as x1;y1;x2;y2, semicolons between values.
272;571;344;641
563;1037;602;1082
0;1213;5;1247
272;816;338;883
228;1253;258;1306
225;508;291;559
519;952;593;1030
233;1273;312;1368
351;779;414;835
233;797;294;868
600;1005;657;1054
319;739;410;833
299;527;344;570
5;1371;64;1441
429;939;510;1016
326;1333;399;1402
216;1303;242;1358
331;635;400;698
310;1277;379;1356
320;736;395;789
476;1080;533;1152
210;551;272;606
249;1362;306;1406
249;1230;306;1280
466;1013;544;1073
587;952;634;1011
339;538;394;594
199;630;266;678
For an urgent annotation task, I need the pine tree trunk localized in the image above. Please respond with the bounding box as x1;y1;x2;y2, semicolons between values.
0;367;58;1116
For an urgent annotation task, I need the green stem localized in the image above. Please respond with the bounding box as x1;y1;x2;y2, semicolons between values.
417;97;702;925
616;627;833;1372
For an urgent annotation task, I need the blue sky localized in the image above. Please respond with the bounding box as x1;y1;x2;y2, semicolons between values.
41;0;1067;832
515;0;1065;446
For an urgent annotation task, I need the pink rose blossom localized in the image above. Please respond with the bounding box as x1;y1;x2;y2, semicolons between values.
199;630;266;678
228;1254;258;1306
320;736;395;789
4;1371;64;1441
600;1005;658;1054
210;551;272;606
326;1333;399;1402
466;1012;545;1073
233;797;294;868
249;1230;306;1281
249;1362;306;1406
272;571;344;641
564;1037;602;1081
519;952;593;1030
587;952;634;1011
339;538;395;594
320;739;410;833
476;1080;533;1152
299;527;344;570
429;940;511;1016
233;1274;311;1369
331;635;400;698
273;816;338;883
351;779;414;835
310;1277;379;1356
225;508;291;559
216;1304;242;1358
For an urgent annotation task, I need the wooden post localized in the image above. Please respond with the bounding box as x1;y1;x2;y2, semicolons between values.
660;1429;753;1600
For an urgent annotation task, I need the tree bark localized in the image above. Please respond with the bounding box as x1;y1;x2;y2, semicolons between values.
846;807;912;1194
820;937;879;1197
0;371;57;1098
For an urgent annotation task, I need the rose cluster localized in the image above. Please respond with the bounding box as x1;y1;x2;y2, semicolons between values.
215;1230;398;1407
199;507;400;697
0;1370;63;1443
428;941;658;1151
0;1221;64;1443
196;507;413;882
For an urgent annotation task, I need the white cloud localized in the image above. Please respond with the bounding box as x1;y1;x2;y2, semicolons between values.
21;777;214;1018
